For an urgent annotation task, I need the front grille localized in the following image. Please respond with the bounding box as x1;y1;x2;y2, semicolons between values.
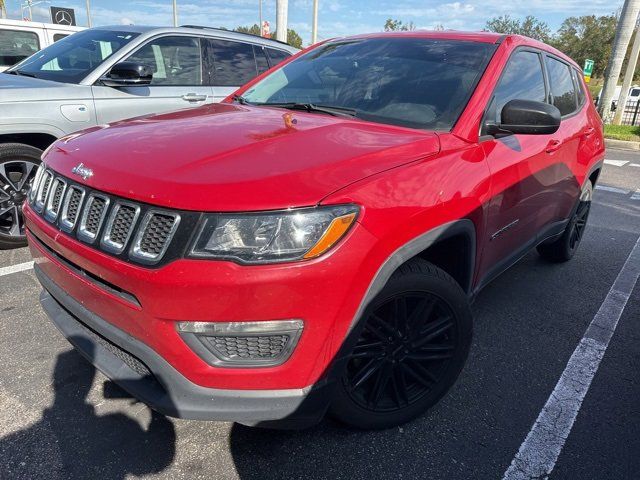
203;335;289;361
28;168;190;266
140;214;177;256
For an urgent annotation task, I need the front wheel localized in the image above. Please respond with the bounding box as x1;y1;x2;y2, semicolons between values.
330;259;473;429
537;180;593;263
0;144;42;249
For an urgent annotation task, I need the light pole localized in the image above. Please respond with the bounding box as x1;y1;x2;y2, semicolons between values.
613;12;640;124
311;0;318;44
86;0;92;27
259;0;262;34
598;0;640;122
276;0;287;43
172;0;177;27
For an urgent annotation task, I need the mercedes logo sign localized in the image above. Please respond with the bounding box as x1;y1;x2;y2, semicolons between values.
55;10;72;25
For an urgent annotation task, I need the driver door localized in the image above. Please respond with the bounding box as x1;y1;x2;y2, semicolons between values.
92;35;213;124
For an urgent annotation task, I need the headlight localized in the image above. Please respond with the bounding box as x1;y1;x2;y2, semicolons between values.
189;205;359;264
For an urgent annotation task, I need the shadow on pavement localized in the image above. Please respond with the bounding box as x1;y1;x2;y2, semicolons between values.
0;338;176;479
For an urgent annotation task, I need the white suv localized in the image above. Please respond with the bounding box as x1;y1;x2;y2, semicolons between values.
0;25;297;248
0;19;84;72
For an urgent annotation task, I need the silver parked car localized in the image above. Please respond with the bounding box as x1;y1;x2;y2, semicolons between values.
0;25;297;248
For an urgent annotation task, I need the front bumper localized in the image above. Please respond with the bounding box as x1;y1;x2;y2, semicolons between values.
37;265;330;427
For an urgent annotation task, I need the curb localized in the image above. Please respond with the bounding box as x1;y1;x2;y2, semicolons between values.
605;138;640;151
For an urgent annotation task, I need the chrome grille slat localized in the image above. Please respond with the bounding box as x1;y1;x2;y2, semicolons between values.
77;194;110;243
30;169;181;265
131;211;181;264
60;186;85;231
44;178;66;221
101;202;140;254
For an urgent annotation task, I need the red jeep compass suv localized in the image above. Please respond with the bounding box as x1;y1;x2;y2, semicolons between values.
24;31;604;429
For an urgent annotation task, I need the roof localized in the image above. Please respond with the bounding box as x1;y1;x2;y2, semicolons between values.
342;30;505;44
0;18;84;32
88;25;299;52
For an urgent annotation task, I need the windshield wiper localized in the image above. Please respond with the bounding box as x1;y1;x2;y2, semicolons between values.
258;102;357;118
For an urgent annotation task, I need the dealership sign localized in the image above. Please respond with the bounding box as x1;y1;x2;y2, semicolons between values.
583;59;594;83
50;6;76;26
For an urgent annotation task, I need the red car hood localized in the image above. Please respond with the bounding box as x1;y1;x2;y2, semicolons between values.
45;103;440;211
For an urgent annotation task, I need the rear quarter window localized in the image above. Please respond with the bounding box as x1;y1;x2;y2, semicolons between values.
0;29;40;67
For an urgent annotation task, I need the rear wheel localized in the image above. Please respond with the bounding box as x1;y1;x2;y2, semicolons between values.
330;259;472;429
0;144;42;249
537;180;592;263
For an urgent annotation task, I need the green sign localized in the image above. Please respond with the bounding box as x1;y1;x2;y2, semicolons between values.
583;59;594;76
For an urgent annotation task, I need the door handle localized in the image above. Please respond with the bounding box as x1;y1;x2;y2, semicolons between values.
545;139;561;154
182;93;207;102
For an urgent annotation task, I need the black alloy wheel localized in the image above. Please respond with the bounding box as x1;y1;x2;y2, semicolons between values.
331;259;472;429
537;180;593;262
0;144;42;249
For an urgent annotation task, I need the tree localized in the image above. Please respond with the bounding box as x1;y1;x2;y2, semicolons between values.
235;25;303;49
552;15;618;78
484;15;551;42
384;18;416;32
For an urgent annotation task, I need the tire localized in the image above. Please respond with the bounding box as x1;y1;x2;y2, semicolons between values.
0;143;42;249
330;258;473;430
536;180;593;263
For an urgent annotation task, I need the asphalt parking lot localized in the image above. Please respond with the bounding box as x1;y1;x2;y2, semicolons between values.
0;147;639;480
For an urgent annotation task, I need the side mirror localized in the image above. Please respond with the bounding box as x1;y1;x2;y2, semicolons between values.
100;62;153;87
486;99;561;136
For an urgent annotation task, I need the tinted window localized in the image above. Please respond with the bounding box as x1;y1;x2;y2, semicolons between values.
127;36;203;86
266;47;290;66
209;39;257;86
254;45;270;74
10;29;138;83
243;38;495;130
545;56;577;115
0;30;40;67
630;88;640;97
53;33;68;42
492;50;546;122
572;68;586;106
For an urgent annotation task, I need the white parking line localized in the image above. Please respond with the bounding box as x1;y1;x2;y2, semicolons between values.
595;185;631;194
604;159;630;167
630;163;640;168
503;235;640;480
0;261;34;277
632;190;640;201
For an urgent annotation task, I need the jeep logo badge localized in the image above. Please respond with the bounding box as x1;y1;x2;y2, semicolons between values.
71;163;93;180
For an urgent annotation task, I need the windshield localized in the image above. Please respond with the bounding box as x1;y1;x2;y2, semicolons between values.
9;29;139;84
242;37;495;130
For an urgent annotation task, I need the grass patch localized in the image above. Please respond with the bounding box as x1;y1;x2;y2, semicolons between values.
604;124;640;142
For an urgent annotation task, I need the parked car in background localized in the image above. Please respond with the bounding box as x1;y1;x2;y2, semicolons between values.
595;84;640;109
0;19;83;72
0;25;298;248
25;31;604;429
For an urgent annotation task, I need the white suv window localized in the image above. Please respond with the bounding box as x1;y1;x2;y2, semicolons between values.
126;36;204;86
0;29;40;67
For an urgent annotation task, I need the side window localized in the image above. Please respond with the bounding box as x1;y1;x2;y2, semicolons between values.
492;50;546;122
571;68;586;107
266;47;290;67
254;45;270;74
0;29;40;66
545;56;577;115
53;33;68;42
209;39;257;87
126;36;203;86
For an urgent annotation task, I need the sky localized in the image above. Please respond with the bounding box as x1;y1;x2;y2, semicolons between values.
5;0;626;46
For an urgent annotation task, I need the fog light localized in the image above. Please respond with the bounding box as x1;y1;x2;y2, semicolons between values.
177;320;303;367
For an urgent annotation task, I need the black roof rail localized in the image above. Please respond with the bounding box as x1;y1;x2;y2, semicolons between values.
180;25;293;47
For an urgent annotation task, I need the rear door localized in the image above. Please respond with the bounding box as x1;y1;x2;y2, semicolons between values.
92;35;213;124
206;38;264;102
477;49;559;282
